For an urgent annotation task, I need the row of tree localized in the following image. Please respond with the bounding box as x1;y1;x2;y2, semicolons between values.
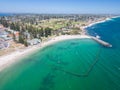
0;17;53;46
0;20;52;37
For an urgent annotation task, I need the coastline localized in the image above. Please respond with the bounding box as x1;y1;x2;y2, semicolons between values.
0;15;119;72
82;16;120;31
82;18;110;30
0;35;90;72
80;18;110;35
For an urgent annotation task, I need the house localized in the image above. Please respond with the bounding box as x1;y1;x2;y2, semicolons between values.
14;31;20;40
0;30;12;41
0;24;4;29
0;39;9;50
8;31;20;41
24;31;31;39
0;30;8;38
27;38;41;45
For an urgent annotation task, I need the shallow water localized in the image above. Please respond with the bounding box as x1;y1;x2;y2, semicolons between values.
0;17;120;90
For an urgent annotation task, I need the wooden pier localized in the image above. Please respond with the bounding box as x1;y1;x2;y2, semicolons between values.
91;36;112;47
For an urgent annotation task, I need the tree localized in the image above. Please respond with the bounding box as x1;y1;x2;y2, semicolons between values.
19;35;24;44
44;27;52;37
3;21;9;27
24;40;28;47
70;30;80;35
15;23;20;31
10;23;15;30
40;28;44;37
13;33;16;42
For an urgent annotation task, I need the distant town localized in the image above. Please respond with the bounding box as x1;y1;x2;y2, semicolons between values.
0;14;115;56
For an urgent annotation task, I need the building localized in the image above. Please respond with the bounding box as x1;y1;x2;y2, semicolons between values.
24;31;31;39
27;38;41;45
0;29;12;41
0;30;8;38
0;24;4;29
8;31;20;41
0;39;9;50
14;31;20;40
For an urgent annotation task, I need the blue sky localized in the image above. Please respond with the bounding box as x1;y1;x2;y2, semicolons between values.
0;0;120;14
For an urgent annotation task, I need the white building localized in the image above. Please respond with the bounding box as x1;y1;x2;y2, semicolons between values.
27;38;41;45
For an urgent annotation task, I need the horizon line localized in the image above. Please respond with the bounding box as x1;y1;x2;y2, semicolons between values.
0;12;119;15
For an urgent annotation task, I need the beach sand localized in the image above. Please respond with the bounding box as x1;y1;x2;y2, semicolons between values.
0;16;115;72
0;35;90;72
81;17;115;31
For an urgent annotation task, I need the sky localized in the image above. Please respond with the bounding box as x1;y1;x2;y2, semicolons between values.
0;0;120;14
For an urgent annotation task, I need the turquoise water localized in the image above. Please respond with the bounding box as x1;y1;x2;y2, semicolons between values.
0;17;120;90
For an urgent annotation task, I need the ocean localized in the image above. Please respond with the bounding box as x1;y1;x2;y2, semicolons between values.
0;13;13;16
0;17;120;90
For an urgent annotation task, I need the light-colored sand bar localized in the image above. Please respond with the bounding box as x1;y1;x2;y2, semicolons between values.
0;35;90;72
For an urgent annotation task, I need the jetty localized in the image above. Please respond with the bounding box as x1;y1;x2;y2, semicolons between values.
91;36;112;47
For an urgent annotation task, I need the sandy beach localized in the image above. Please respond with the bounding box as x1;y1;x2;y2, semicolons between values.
81;16;120;32
82;18;110;30
80;17;111;35
0;15;117;72
0;35;90;72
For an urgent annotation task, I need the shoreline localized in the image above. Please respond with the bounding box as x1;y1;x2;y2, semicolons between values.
83;16;120;30
80;16;120;35
0;35;90;72
0;15;119;72
82;18;110;30
80;17;111;35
